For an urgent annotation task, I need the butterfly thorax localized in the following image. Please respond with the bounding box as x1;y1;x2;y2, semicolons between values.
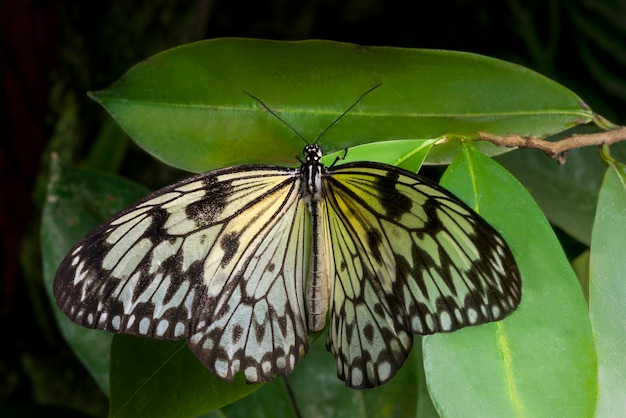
300;144;325;204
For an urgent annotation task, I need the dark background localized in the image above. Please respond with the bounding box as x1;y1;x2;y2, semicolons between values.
2;0;624;415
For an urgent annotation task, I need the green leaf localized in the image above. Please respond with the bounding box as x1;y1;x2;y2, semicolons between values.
424;146;597;416
90;38;591;173
41;157;150;395
323;139;435;171
109;336;259;418
590;162;626;416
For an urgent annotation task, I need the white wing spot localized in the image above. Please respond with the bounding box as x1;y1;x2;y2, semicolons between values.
174;322;185;337
72;261;88;285
412;316;424;333
245;366;259;382
508;295;516;307
139;317;150;335
215;359;228;378
491;255;506;275
184;288;195;320
156;319;169;336
262;360;271;375
351;368;363;387
378;361;392;381
425;313;434;331
467;308;478;324
112;315;121;331
231;359;240;374
202;338;214;350
276;356;286;369
454;308;463;323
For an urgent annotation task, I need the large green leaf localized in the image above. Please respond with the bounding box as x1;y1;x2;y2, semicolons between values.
41;158;150;396
424;146;597;417
90;38;591;173
590;161;626;416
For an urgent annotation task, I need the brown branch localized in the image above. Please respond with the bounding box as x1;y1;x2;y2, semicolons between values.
477;126;626;164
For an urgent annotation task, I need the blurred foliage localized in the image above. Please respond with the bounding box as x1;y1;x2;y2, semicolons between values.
3;0;626;416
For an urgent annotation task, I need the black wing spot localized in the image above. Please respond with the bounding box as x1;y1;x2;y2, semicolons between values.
366;229;383;262
363;323;375;343
232;324;243;344
220;233;240;266
376;172;412;219
186;178;231;227
255;321;266;344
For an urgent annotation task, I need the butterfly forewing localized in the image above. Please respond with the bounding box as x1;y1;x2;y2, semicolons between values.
54;165;313;382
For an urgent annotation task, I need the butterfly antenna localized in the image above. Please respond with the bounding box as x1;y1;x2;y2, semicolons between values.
244;82;382;146
312;82;382;144
243;90;309;145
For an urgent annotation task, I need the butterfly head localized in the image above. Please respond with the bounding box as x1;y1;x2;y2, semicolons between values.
303;144;323;164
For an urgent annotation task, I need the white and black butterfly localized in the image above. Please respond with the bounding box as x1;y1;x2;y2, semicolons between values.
54;88;521;389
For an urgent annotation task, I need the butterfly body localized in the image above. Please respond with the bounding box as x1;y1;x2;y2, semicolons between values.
301;144;333;332
54;144;521;388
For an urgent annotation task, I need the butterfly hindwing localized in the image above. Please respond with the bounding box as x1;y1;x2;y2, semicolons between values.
323;162;521;387
53;165;311;382
325;198;413;388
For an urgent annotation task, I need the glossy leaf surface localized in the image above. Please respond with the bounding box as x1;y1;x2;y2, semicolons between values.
91;38;591;172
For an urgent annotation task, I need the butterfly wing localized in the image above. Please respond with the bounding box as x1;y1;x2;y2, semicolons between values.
323;162;521;388
324;198;413;388
54;166;311;383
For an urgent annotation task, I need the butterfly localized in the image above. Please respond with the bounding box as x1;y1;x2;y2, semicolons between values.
53;87;521;389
